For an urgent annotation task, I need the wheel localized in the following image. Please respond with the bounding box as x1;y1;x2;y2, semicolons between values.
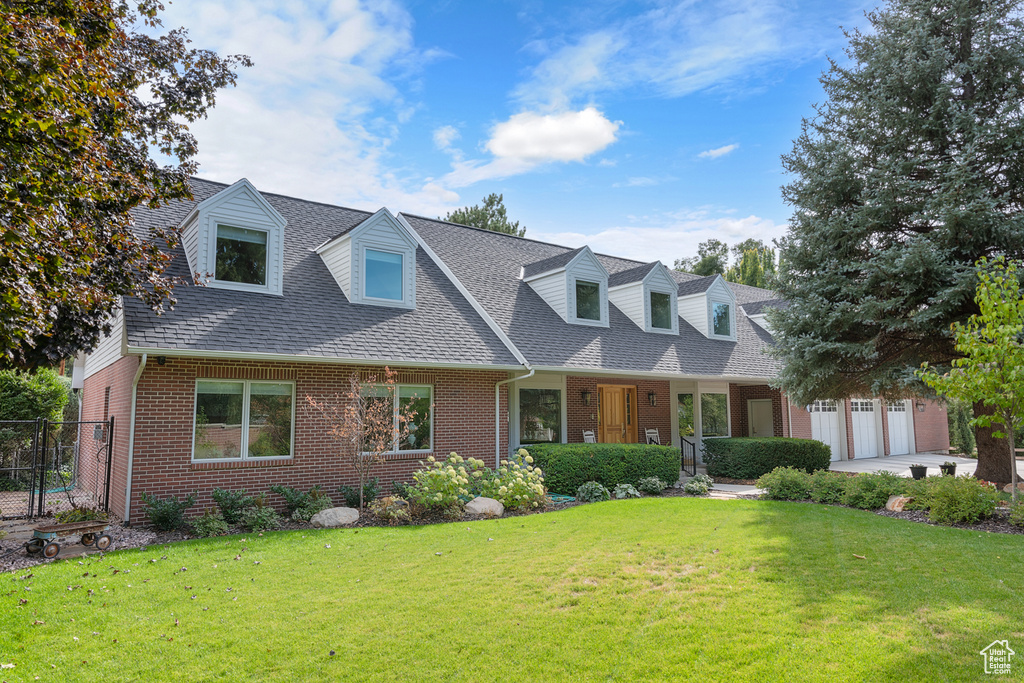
42;542;60;559
25;539;44;555
94;534;112;551
81;533;95;546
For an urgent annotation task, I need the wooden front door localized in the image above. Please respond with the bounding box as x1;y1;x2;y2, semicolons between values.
598;385;638;443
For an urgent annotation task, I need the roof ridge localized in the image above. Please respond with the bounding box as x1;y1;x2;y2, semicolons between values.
189;176;375;216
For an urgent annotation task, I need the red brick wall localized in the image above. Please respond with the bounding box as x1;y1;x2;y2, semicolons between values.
84;357;511;523
80;355;140;519
565;376;671;444
913;399;950;453
787;397;813;440
728;384;785;438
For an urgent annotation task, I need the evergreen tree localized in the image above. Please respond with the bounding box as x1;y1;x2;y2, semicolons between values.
443;193;525;237
771;0;1024;482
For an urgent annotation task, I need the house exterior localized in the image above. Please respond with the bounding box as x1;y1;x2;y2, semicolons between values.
76;178;950;522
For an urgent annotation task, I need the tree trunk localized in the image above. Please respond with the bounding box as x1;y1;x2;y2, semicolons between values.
973;401;1018;484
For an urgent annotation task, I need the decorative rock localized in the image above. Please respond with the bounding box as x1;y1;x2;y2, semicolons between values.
885;495;913;512
1003;482;1024;494
465;496;504;517
310;507;359;528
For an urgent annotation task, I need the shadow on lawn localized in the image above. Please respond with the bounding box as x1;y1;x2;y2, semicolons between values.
740;501;1024;680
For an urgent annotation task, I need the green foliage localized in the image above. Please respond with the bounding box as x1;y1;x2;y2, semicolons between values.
408;454;487;511
140;491;196;531
369;496;411;525
1009;500;1024;528
702;438;831;480
613;483;641;499
575;481;610;503
338;478;379;509
903;476;942;511
55;507;107;524
443;193;525;236
391;480;416;499
947;400;976;456
637;477;667;495
270;484;332;521
757;467;812;501
0;476;25;492
191;509;229;538
772;1;1024;409
674;239;728;276
724;239;777;289
211;488;256;525
809;470;848;504
927;477;998;526
527;443;680;495
479;449;547;511
683;473;714;496
239;495;281;532
841;472;907;510
0;369;68;421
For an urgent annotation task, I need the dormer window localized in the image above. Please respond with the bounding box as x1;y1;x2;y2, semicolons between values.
522;246;609;327
216;225;268;286
608;261;678;335
364;248;404;301
575;280;601;321
712;301;731;337
650;291;672;329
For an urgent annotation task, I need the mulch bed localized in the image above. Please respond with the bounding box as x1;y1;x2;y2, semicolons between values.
707;476;759;486
876;507;1023;535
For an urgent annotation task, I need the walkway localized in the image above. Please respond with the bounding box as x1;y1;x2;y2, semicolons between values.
829;452;976;477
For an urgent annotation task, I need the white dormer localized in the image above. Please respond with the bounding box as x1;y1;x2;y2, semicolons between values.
521;246;609;327
315;208;417;309
178;178;287;295
742;299;783;334
676;274;737;341
607;262;680;335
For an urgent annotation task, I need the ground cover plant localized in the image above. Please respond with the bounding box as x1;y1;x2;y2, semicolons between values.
2;499;1022;681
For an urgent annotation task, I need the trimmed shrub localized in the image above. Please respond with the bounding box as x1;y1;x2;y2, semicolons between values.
613;483;641;499
841;472;908;510
140;491;196;531
211;488;255;525
903;476;941;511
191;509;229;538
576;481;611;503
270;484;332;521
928;476;998;525
239;495;281;532
1010;500;1024;528
703;438;831;480
757;467;812;501
637;476;667;495
338;478;380;508
528;443;680;495
809;470;848;504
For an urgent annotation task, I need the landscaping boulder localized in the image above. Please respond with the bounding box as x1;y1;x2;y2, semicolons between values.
465;497;503;517
1002;482;1024;494
885;495;912;512
310;507;359;528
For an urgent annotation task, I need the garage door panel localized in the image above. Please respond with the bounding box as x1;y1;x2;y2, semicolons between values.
810;400;841;461
887;402;909;455
851;399;878;459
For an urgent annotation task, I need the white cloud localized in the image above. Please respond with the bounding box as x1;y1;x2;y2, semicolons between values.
612;176;661;188
441;107;621;187
433;125;460;150
698;143;739;159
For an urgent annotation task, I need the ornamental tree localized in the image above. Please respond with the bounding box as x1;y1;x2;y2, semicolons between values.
770;0;1024;482
918;258;1023;500
0;0;249;369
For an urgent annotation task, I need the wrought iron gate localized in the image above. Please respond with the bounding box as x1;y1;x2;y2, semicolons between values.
0;418;113;519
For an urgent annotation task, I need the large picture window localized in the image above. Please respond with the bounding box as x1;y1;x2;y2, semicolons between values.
193;380;294;461
216;225;268;285
365;249;404;301
519;388;562;444
701;393;729;437
361;384;433;452
575;280;601;321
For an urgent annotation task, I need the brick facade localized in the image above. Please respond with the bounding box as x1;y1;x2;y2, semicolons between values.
913;400;950;453
728;384;785;438
565;376;671;444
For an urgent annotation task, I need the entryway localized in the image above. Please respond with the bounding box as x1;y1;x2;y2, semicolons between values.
851;399;879;458
809;400;842;461
597;385;637;443
747;399;773;438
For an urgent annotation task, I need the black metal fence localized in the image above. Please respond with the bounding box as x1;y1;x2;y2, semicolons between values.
681;438;697;477
0;418;113;519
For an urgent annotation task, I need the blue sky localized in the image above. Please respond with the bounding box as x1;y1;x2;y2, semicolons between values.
163;0;874;263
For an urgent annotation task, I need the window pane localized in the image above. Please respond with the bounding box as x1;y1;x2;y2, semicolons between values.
216;225;267;285
701;393;729;437
398;386;432;451
248;383;293;458
575;280;601;321
651;291;672;329
194;381;244;460
713;302;731;336
677;393;694;437
365;249;404;300
519;388;561;444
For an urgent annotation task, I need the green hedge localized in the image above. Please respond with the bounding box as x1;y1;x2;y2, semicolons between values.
526;443;680;495
703;438;831;479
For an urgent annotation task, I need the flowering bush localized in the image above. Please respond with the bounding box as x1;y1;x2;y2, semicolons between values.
369;496;411;525
683;473;714;496
408;453;488;511
637;477;667;495
481;448;547;511
613;483;641;499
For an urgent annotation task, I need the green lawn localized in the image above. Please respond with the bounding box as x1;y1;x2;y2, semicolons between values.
2;499;1023;682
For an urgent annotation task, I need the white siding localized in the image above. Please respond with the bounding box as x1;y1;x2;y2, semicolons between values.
748;314;771;333
565;250;609;326
677;293;708;336
179;214;199;276
83;307;124;379
643;266;679;334
608;282;644;329
527;271;568;321
318;235;352;297
705;277;737;341
352;218;418;307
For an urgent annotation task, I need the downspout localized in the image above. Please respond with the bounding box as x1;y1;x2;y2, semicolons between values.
495;366;534;467
123;353;147;523
785;393;793;438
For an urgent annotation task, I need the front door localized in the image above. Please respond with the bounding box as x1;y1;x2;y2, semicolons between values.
748;399;774;437
598;385;637;443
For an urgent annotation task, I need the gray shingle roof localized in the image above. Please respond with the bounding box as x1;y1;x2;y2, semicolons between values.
521;246;586;279
607;262;657;287
675;275;719;296
124;179;521;367
742;298;787;315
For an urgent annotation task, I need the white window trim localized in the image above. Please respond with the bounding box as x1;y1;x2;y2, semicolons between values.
646;287;677;334
361;246;407;304
353;240;416;309
570;277;608;327
191;379;296;463
211;223;272;293
709;299;735;340
361;383;434;454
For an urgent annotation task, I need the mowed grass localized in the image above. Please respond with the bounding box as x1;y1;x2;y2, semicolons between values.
2;499;1023;682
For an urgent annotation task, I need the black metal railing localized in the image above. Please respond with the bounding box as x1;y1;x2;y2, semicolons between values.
680;438;697;477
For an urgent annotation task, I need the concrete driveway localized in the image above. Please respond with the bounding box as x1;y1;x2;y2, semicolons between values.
830;453;976;478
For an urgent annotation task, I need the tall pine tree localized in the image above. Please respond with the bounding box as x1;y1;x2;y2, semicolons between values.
772;0;1024;483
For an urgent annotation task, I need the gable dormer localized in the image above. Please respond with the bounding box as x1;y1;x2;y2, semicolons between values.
607;262;680;335
315;208;417;309
521;246;609;327
676;274;737;341
179;178;287;295
742;298;784;334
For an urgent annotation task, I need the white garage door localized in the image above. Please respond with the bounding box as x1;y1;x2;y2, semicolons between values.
810;400;842;461
887;402;910;455
851;399;878;459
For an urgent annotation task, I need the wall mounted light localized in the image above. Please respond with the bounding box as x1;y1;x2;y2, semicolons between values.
916;400;926;412
648;391;657;407
581;390;591;406
156;356;167;366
